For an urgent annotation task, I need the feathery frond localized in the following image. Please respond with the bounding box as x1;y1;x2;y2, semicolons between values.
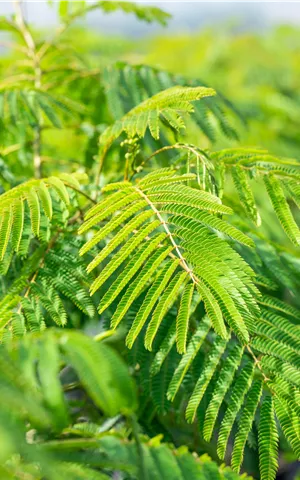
0;173;86;264
80;169;257;347
0;88;80;129
0;238;95;339
208;148;300;244
1;8;300;478
258;396;279;480
100;86;216;150
143;278;300;479
103;63;241;143
55;0;170;25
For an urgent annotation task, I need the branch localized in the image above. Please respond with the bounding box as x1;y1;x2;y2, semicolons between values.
13;0;43;178
36;3;102;61
64;183;97;205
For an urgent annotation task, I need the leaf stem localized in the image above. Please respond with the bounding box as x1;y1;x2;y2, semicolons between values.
136;143;208;174
93;145;109;200
135;186;198;286
64;184;97;205
246;345;269;382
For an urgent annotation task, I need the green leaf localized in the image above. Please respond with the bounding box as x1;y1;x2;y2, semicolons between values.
100;86;216;148
203;343;244;442
258;396;278;480
37;335;69;430
26;189;40;238
264;174;300;245
145;271;188;351
217;362;254;460
167;317;211;401
185;336;227;423
126;260;179;349
232;166;261;225
58;331;137;417
176;283;194;354
231;380;263;472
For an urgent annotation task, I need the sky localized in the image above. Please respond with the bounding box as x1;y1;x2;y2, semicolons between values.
1;1;300;37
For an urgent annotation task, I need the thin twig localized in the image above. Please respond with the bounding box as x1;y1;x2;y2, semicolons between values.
37;3;104;61
246;344;270;382
93;145;109;201
133;143;208;178
64;183;97;205
13;0;43;178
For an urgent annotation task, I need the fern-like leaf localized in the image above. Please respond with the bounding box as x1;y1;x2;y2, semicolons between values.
0;173;86;263
264;174;300;246
258;396;278;480
100;86;216;149
203;343;244;442
217;362;254;460
209;148;300;245
231;380;263;472
80;170;256;348
176;283;194;354
185;336;227;423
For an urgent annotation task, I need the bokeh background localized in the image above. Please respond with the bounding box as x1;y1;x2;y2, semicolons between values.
1;4;300;477
2;0;300;249
2;2;300;33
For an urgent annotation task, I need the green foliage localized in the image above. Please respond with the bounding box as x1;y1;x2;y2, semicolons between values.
99;85;216;158
103;63;240;142
80;169;257;346
55;0;171;25
209;148;300;244
0;172;86;270
0;329;135;477
0;2;300;479
258;396;279;480
0;329;251;480
0;88;78;129
144;26;300;157
0;238;95;340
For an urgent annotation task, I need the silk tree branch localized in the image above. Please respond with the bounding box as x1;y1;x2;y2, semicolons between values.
13;0;43;178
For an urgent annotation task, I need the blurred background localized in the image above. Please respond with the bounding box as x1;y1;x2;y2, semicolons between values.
1;2;300;479
2;1;300;157
2;2;300;33
2;0;300;249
